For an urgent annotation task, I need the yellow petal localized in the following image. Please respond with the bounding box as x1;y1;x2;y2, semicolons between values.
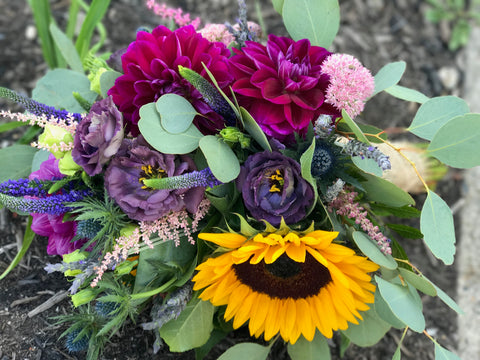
297;298;315;341
285;243;306;263
264;298;281;341
198;232;247;248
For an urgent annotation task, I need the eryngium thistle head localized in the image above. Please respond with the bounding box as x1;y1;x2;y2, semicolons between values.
65;328;90;353
95;301;119;318
76;219;103;240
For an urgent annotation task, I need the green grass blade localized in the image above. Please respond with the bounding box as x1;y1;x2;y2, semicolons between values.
28;0;57;68
0;121;27;133
66;0;81;39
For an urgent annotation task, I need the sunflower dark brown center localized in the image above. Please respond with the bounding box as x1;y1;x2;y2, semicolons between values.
233;252;333;299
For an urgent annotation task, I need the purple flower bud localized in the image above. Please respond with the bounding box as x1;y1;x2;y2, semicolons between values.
72;96;124;176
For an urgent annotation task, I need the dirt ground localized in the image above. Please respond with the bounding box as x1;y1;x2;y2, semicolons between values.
0;0;462;359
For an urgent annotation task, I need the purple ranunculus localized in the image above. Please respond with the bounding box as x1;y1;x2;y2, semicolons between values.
108;25;233;136
29;154;87;256
104;136;205;221
72;96;124;176
229;34;340;141
237;151;314;226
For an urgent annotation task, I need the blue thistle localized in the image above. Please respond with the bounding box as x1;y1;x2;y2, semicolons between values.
95;301;119;318
0;87;83;123
178;66;237;126
344;139;391;171
142;167;222;190
76;219;103;240
65;328;90;352
312;140;337;177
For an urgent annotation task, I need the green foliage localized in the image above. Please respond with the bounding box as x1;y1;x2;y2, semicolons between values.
398;268;437;296
32;69;97;113
49;22;84;72
160;296;215;352
240;107;272;151
282;0;340;48
138;102;203;155
352;157;383;176
384;85;430;103
373;290;406;329
407;96;469;141
420;190;456;265
372;61;406;96
427;277;464;314
386;223;424;239
352;231;398;270
299;137;319;216
341;307;391;347
360;173;415;208
99;70;121;98
288;332;331;359
157;94;198;134
427;113;480;168
218;342;271;360
339;110;370;144
199;135;241;183
375;276;425;333
0;145;38;182
434;343;462;360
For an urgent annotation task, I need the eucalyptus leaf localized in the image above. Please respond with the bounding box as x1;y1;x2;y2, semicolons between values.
31;149;51;173
374;290;405;329
341;307;390;347
287;332;331;360
282;0;340;48
384;84;429;103
272;0;284;14
100;70;122;98
420;190;456;265
218;342;270;360
408;96;469;141
352;231;397;270
393;344;402;360
360;172;415;207
199;135;240;183
160;297;214;352
240;107;271;151
398;268;437;296
157;94;198;134
373;61;406;96
32;69;97;113
352;157;383;177
340;110;370;144
0;145;38;182
427;113;480;168
434;343;462;360
425;277;464;315
375;276;425;333
138;103;203;155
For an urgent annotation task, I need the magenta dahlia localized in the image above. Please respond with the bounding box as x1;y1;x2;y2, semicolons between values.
229;35;340;140
108;25;233;136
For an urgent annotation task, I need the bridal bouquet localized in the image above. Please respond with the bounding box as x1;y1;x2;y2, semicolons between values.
0;0;473;359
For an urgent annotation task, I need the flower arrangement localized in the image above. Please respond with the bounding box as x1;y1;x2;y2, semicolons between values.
0;0;475;359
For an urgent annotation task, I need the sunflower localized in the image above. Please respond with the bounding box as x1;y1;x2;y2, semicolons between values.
192;230;379;344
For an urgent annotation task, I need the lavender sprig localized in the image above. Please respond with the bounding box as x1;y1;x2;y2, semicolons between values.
343;139;391;171
0;87;83;123
225;0;258;46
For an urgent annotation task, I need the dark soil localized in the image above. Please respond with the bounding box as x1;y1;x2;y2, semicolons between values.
0;0;461;359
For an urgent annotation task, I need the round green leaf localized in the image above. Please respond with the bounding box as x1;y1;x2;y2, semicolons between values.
434;343;462;360
374;289;405;329
427;113;480;168
138;103;203;154
408;96;469;141
282;0;339;48
0;145;38;182
156;94;198;134
360;172;415;207
372;61;406;96
375;276;425;333
199;135;240;183
352;157;383;177
385;84;429;103
218;342;270;360
288;332;331;360
352;231;398;270
424;276;464;315
420;190;456;265
341;307;391;347
398;268;437;296
160;297;214;352
100;70;122;98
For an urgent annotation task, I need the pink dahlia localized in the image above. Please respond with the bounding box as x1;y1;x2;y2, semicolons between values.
229;35;339;140
320;53;375;118
108;25;233;135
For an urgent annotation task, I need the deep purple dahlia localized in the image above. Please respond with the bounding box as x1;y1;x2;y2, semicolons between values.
72;96;124;176
237;151;314;226
108;25;233;136
229;34;339;140
104;136;205;221
29;155;86;256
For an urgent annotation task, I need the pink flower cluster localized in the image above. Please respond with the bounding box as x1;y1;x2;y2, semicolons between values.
328;189;392;255
0;110;78;135
320;53;375;118
146;0;201;29
91;199;210;287
198;24;235;46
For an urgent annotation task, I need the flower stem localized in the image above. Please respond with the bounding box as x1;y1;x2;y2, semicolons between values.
130;277;177;300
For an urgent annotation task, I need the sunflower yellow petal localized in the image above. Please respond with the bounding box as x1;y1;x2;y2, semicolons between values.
249;294;270;336
305;247;328;266
233;292;256;329
264;298;281;341
297;298;315;341
198;232;247;248
285;243;306;263
224;284;250;321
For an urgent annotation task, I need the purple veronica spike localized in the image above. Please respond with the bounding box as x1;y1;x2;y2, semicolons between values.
143;167;222;190
0;87;83;123
0;178;48;197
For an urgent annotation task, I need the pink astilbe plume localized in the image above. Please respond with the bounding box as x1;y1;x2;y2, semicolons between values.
146;0;201;29
320;53;375;118
31;140;74;153
199;24;235;46
328;189;392;255
91;199;210;287
0;110;78;135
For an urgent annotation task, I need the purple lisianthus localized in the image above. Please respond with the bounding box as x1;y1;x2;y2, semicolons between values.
29;154;87;256
104;136;205;221
108;25;233;136
72;96;124;176
229;34;339;141
237;151;314;226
